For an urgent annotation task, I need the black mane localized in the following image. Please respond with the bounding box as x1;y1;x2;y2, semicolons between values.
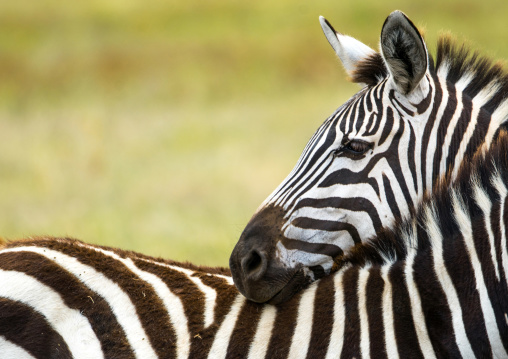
351;36;508;114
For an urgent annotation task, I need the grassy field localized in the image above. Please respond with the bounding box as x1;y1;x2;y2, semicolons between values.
1;0;508;266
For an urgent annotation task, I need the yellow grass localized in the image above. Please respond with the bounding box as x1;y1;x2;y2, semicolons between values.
1;0;508;266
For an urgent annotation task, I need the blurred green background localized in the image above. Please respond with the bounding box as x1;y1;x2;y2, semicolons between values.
1;0;507;266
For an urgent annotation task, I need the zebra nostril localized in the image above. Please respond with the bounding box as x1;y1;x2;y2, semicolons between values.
241;249;267;282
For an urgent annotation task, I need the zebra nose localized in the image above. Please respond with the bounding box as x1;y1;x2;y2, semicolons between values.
240;248;268;282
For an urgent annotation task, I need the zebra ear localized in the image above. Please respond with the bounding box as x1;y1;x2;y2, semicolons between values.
380;11;428;95
319;16;377;77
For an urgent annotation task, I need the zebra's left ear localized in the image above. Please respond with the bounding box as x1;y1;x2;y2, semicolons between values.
380;11;428;95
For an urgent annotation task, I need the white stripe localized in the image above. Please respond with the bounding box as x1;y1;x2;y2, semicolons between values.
0;335;37;359
325;268;347;359
485;98;508;149
287;283;318;359
358;266;371;359
404;249;437;358
426;73;449;189
137;258;218;328
381;265;399;359
438;90;463;180
452;190;508;358
491;170;508;288
207;294;245;359
247;305;277;359
451;81;499;180
108;258;191;358
471;178;501;280
424;205;476;358
2;247;158;359
71;243;192;359
0;269;104;359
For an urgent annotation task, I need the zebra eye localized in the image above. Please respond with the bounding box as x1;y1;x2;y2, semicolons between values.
342;140;371;155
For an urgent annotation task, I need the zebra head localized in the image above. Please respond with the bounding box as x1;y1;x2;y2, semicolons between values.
230;10;508;304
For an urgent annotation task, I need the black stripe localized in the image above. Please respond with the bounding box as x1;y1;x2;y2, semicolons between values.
442;224;491;358
355;96;367;133
407;121;418;194
366;267;387;359
0;298;73;359
430;82;456;184
365;82;387;137
463;107;490;163
469;187;508;352
346;99;358;134
366;89;373;113
133;258;210;357
226;300;261;357
390;262;424;358
281;237;343;257
319;167;380;198
413;245;462;356
382;173;402;220
415;78;433;114
265;296;299;358
378;105;395;147
294;197;382;232
444;95;473;174
31;240;177;358
291;217;361;244
0;251;134;359
422;73;444;192
340;267;361;359
306;276;335;359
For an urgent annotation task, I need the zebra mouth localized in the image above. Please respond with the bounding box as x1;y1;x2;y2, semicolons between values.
266;268;311;305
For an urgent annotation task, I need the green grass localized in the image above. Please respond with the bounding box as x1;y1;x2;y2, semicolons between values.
1;0;508;266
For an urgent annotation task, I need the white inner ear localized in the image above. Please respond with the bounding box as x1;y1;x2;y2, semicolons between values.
406;74;430;103
319;16;376;76
389;73;431;113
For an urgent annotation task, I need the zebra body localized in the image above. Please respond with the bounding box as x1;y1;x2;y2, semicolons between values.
230;10;508;304
3;134;508;358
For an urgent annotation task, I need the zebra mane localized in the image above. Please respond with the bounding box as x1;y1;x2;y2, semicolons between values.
351;35;508;112
340;129;508;267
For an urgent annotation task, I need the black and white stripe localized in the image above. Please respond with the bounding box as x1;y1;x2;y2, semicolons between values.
230;10;508;304
3;133;508;358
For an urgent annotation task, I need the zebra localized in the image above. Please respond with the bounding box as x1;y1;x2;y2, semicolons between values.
2;132;508;358
230;10;508;304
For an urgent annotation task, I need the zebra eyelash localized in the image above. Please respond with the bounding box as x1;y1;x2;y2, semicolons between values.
333;140;372;158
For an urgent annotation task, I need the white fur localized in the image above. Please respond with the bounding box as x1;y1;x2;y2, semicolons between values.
207;294;245;359
0;335;37;359
77;244;192;359
319;16;376;78
247;305;277;359
137;257;220;329
358;266;371;359
2;246;157;359
404;243;437;358
424;202;475;358
491;169;508;288
471;176;501;280
0;269;103;359
425;75;450;190
287;283;318;359
452;190;508;358
381;264;399;359
325;267;347;359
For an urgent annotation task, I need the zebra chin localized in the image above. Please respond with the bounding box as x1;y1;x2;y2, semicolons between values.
229;256;312;304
